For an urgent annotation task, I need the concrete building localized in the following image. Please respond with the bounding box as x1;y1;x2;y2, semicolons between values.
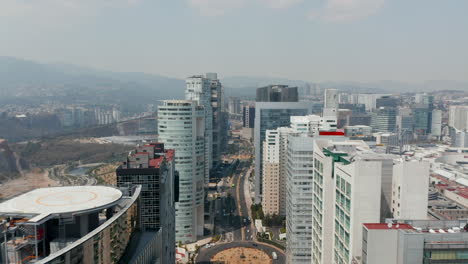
449;105;468;131
451;128;468;148
0;185;143;264
362;219;468;264
285;133;315;264
431;109;442;139
116;143;176;264
323;89;339;117
290;115;337;135
254;100;311;203
391;159;430;219
311;140;429;264
344;125;372;137
158;100;205;243
262;129;281;216
186;75;213;178
261;127;293;217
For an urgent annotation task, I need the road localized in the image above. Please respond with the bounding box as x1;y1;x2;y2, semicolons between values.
197;138;286;263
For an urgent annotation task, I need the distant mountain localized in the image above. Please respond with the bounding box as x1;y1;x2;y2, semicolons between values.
0;57;185;113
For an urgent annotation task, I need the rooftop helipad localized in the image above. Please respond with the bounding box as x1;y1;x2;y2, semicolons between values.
0;186;123;223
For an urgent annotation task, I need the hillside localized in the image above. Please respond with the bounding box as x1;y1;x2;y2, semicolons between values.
0;57;185;113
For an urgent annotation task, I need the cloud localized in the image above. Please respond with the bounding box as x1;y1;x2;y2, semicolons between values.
310;0;385;22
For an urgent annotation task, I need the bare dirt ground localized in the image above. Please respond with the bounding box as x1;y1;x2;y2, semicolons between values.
211;247;272;264
0;168;60;200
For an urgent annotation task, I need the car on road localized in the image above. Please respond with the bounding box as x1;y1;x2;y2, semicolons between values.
252;243;258;247
272;252;277;260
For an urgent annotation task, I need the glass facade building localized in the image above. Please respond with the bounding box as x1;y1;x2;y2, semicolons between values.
158;100;205;243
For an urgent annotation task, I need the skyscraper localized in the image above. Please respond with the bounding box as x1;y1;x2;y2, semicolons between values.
158;100;205;243
371;107;397;132
206;73;225;167
311;139;429;264
256;85;299;102
254;87;311;203
186;75;213;182
116;143;177;264
323;89;339;117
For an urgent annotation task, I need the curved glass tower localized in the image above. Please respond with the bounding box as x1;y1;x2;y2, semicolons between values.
158;100;205;243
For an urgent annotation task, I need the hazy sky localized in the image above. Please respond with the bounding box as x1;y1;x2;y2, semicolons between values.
1;0;467;82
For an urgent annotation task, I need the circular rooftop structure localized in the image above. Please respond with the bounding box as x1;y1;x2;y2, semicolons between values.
0;186;122;222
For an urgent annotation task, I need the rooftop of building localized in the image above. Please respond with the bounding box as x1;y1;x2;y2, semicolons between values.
0;186;123;223
365;220;468;234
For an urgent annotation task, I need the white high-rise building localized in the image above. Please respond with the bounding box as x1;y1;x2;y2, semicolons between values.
254;101;311;203
431;109;442;139
323;89;338;117
311;139;429;264
262;127;292;216
262;115;338;217
286;133;315;264
186;75;213;184
449;105;468;131
158;100;205;243
391;159;429;219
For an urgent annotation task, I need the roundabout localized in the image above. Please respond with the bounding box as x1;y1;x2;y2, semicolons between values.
196;241;285;264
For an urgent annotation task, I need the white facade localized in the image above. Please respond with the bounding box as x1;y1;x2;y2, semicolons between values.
158;100;205;243
186;75;213;183
290;115;337;135
323;89;338;117
391;159;429;220
431;109;442;138
449;105;468;131
286;134;315;264
311;140;430;264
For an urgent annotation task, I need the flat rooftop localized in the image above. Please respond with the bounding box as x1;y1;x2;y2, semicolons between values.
0;186;122;223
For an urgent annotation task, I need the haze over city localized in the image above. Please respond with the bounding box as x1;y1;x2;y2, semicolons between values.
1;0;468;82
2;1;468;264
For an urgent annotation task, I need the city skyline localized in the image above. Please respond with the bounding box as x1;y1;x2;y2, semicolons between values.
1;0;467;83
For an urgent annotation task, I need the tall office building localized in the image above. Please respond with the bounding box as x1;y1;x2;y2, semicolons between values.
242;105;255;128
412;94;434;136
256;85;299;102
207;73;225;167
116;143;176;264
376;96;399;109
431;109;442;139
261;127;292;216
449;105;468;131
285;133;315;264
254;88;311;203
323;89;339;117
186;75;213;181
158;100;205;243
371;107;397;132
261;115;338;217
311;139;429;264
